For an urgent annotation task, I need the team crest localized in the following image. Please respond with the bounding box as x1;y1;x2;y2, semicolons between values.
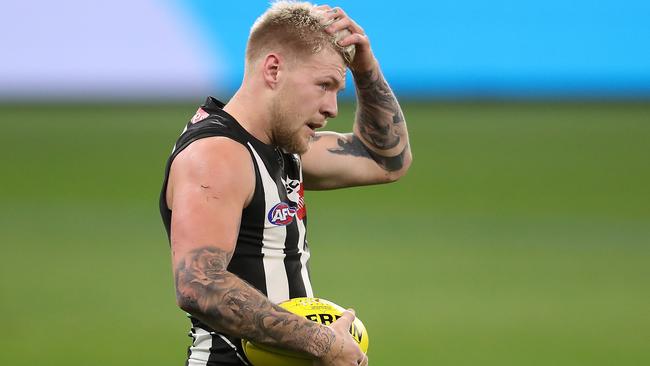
284;179;307;220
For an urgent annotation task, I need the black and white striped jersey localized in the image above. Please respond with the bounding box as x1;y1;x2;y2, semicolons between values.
159;96;313;365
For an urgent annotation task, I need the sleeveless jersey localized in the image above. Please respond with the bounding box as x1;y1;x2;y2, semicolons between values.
159;97;313;365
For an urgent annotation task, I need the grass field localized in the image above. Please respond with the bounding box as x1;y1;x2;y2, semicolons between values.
1;101;649;365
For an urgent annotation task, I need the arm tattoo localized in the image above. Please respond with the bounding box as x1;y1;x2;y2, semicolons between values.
350;67;409;170
175;246;335;357
328;134;407;172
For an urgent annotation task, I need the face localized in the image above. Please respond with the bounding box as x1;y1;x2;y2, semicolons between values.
269;48;346;154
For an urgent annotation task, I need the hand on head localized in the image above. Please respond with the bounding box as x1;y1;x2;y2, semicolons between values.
316;5;377;74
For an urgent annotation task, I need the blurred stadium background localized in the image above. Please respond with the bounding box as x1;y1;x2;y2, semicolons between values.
1;1;649;365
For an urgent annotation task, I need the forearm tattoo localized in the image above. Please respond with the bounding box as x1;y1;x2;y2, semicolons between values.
328;134;407;172
343;67;409;170
325;67;409;172
175;247;335;357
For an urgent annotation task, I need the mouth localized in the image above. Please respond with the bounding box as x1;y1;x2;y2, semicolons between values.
306;120;326;134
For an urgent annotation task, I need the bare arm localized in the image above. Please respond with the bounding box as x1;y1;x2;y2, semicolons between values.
302;8;412;189
174;246;334;356
333;66;410;174
167;137;360;363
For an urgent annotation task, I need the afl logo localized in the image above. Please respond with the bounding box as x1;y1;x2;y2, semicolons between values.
268;202;297;226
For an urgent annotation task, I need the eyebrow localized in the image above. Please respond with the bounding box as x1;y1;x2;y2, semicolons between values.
327;75;345;91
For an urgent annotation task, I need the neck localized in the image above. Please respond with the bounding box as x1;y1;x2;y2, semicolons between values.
223;86;273;145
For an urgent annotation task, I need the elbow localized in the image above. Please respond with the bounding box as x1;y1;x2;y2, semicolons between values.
175;289;200;315
174;283;231;335
174;274;206;316
383;150;412;183
175;291;227;334
174;273;194;313
173;268;231;332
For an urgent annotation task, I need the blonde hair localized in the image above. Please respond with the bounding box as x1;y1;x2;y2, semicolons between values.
246;1;355;68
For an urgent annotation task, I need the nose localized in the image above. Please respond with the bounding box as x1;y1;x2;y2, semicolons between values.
320;92;338;119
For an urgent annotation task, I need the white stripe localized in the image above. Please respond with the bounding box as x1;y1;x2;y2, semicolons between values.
187;327;250;366
187;327;212;366
248;143;290;303
296;157;313;297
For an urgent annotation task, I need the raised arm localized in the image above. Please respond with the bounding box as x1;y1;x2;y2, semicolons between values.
302;6;412;190
167;137;363;365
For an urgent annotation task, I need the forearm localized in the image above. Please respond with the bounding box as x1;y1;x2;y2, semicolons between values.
174;246;335;358
352;64;411;173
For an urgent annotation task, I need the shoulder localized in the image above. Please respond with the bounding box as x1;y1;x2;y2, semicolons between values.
167;136;255;209
174;136;251;166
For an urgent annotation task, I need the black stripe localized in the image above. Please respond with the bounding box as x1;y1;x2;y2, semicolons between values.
285;227;307;298
228;149;268;296
207;333;246;365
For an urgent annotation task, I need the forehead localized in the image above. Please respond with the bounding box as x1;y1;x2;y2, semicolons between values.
298;48;347;80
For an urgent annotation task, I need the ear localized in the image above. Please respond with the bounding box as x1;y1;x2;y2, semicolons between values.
262;53;282;89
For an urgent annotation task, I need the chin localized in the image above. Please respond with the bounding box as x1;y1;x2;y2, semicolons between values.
279;139;308;155
275;130;311;155
296;141;312;155
292;143;310;155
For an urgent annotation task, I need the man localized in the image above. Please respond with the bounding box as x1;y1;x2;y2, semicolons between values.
159;2;411;365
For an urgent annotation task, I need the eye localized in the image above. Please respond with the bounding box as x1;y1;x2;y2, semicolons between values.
318;82;330;91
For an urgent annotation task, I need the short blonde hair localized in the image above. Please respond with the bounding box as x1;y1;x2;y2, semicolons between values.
246;1;355;67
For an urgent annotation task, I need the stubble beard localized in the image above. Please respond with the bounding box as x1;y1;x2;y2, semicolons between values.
269;94;310;155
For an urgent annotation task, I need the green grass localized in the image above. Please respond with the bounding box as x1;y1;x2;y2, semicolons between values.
1;101;649;365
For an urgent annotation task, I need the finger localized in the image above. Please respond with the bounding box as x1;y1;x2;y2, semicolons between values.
320;6;345;21
346;19;365;36
336;309;356;326
359;354;369;366
325;17;364;36
324;17;365;39
337;33;369;48
327;6;343;15
316;8;338;27
324;17;353;34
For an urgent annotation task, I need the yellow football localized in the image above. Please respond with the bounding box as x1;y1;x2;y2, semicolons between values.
242;297;369;366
